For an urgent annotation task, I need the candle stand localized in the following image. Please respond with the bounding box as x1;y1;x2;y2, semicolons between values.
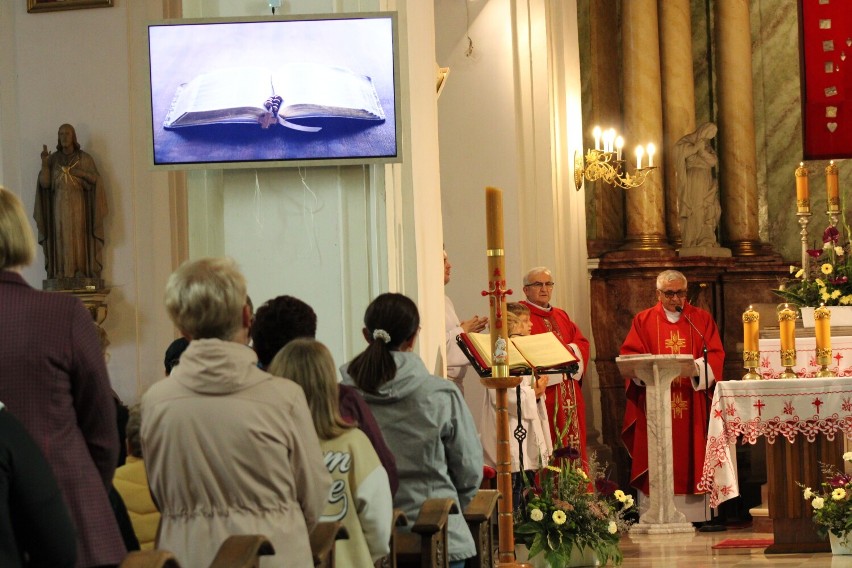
816;348;835;378
779;349;798;379
743;350;762;381
797;211;811;280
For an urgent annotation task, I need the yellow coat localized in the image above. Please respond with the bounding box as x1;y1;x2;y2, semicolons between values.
113;456;160;550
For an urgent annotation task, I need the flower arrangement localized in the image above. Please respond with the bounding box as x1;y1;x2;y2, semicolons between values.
799;451;852;543
775;224;852;307
514;447;634;566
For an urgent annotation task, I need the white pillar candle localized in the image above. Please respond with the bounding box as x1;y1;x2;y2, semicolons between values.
636;145;644;169
593;126;601;151
615;136;624;161
647;143;656;167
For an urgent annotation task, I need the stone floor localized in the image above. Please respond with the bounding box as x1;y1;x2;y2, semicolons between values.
619;528;852;567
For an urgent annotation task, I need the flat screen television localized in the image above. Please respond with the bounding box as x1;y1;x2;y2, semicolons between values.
146;12;401;170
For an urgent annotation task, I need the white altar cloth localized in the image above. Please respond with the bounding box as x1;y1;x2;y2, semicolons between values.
758;336;852;378
697;378;852;507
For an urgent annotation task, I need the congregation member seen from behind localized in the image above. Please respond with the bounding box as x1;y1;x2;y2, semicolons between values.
112;404;160;550
268;338;393;566
141;257;331;568
342;293;484;568
0;186;125;567
0;402;77;568
251;294;399;495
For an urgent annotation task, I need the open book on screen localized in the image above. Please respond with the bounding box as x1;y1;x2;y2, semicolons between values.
163;63;385;130
457;332;579;378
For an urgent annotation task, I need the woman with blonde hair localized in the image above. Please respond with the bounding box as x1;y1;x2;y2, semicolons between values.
268;339;392;566
0;186;125;567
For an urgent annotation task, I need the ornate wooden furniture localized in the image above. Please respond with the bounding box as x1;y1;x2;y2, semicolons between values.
395;498;458;568
310;521;349;568
464;489;499;568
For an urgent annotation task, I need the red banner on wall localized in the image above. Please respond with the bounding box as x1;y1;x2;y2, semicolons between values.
800;0;852;159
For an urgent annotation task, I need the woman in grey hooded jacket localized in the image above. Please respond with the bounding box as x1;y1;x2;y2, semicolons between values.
342;293;483;568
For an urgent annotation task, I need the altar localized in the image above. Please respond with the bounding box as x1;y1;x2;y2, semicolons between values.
756;335;852;378
697;378;852;553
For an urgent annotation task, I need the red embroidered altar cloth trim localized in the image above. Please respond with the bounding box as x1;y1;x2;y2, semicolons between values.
697;378;852;508
757;336;852;379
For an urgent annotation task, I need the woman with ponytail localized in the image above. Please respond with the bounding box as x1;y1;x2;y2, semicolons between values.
342;293;483;568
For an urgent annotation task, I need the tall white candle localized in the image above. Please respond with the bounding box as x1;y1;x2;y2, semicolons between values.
615;136;624;161
647;143;656;168
636;145;644;170
593;126;601;151
607;128;616;152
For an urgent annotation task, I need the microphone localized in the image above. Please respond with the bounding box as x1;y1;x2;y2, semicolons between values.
676;305;724;531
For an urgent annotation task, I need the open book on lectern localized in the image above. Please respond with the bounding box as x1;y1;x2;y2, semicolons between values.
163;63;385;130
456;332;579;378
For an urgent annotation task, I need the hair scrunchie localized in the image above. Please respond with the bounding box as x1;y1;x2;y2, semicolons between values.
372;329;392;344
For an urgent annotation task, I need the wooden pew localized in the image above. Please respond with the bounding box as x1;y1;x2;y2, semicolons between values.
463;490;500;568
119;550;181;568
396;498;459;568
208;535;275;568
375;508;408;568
310;521;349;568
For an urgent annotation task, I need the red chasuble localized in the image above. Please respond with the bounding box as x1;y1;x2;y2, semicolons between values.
521;300;591;464
620;302;724;495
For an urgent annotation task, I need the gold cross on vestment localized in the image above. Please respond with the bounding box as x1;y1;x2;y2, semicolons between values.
665;330;686;354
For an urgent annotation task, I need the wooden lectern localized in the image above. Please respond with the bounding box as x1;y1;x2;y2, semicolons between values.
616;354;697;534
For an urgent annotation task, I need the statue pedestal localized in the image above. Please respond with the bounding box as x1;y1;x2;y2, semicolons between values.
43;277;105;291
679;246;731;258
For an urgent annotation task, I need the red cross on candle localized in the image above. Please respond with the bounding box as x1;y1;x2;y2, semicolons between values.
481;275;513;326
753;399;765;416
812;397;824;413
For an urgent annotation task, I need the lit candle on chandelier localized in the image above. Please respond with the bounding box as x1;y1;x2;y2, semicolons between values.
795;162;810;213
647;143;656;168
827;160;840;212
635;145;645;170
593;126;601;151
615;136;624;161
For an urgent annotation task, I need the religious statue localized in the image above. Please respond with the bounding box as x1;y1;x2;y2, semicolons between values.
675;122;722;251
34;124;107;290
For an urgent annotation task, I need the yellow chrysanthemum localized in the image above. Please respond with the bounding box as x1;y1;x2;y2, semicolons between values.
608;521;618;534
614;490;626;501
833;488;847;500
822;291;831;302
816;278;826;287
836;246;845;257
822;263;834;275
552;510;567;525
530;508;544;522
841;295;852;305
813;496;825;509
832;289;842;299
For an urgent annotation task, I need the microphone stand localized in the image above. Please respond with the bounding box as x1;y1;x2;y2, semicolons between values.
677;305;726;533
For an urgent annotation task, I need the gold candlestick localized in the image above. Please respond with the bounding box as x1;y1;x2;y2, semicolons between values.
742;305;762;380
778;304;798;379
814;304;835;378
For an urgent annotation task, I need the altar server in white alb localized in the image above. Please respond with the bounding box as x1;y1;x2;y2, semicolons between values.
443;249;488;393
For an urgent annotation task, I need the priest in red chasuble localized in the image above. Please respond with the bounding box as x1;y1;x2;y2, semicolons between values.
621;269;725;497
520;267;590;464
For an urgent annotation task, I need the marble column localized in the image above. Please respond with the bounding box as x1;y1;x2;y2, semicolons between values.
715;0;761;255
659;0;696;249
622;0;669;251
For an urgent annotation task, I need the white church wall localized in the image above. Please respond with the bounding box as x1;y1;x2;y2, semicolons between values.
0;0;177;404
